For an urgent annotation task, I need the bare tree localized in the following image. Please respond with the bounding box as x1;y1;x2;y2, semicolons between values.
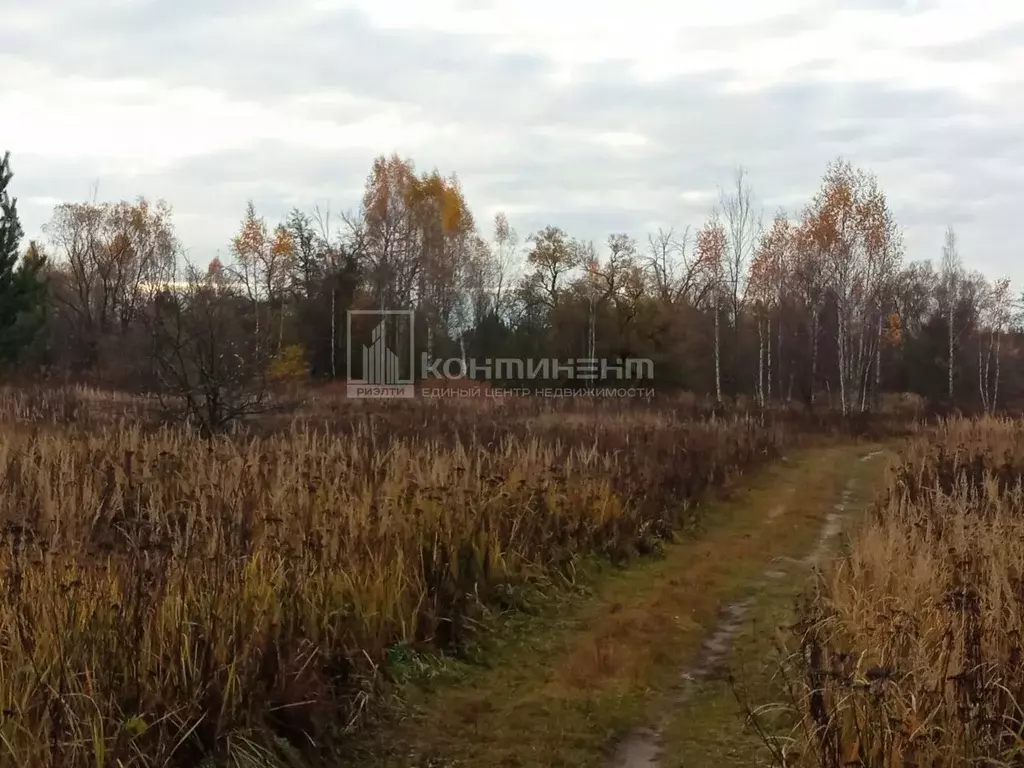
492;212;521;320
44;198;176;365
644;226;714;307
978;276;1013;413
940;225;964;400
720;167;761;329
143;261;277;436
582;234;640;366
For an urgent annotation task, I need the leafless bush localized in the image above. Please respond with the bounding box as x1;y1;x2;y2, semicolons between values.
141;263;287;436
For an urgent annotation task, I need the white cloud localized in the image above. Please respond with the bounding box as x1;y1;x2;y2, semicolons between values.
0;76;440;169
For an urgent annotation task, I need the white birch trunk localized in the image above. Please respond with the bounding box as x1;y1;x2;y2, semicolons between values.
714;292;722;403
810;310;819;405
874;313;882;410
978;336;988;413
330;287;336;379
837;312;848;416
994;331;1002;412
948;304;955;399
757;318;765;408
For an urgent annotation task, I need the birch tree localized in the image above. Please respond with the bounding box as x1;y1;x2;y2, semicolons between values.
792;207;828;404
229;208;294;357
939;225;964;400
409;169;476;358
720;167;760;329
857;180;902;410
266;224;296;354
800;159;900;414
230;203;272;353
747;243;771;407
978;277;1013;413
491;212;521;321
748;211;791;406
695;211;727;403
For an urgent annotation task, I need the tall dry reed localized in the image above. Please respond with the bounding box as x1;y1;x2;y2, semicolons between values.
0;388;785;767
765;417;1024;766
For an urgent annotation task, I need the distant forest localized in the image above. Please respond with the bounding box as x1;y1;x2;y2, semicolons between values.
2;150;1020;413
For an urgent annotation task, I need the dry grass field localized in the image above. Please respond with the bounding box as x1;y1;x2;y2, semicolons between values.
0;386;816;767
761;416;1024;766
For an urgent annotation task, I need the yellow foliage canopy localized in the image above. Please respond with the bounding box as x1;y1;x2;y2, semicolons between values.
884;312;902;345
268;344;309;384
362;154;474;241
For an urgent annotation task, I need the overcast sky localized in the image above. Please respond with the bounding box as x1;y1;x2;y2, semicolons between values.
2;0;1022;282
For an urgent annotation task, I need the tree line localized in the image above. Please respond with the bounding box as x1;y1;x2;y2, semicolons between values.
1;149;1021;415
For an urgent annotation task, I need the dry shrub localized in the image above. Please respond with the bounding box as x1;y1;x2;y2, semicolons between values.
0;385;162;428
267;344;310;388
765;417;1024;766
879;391;926;420
0;389;787;767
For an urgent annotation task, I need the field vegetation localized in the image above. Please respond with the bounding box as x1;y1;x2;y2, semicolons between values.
0;386;848;768
761;416;1024;766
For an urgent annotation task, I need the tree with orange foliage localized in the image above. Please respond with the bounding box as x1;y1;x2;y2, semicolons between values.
361;154;420;312
859;179;903;409
360;155;480;360
45;196;176;370
232;203;267;348
790;212;827;405
748;210;791;406
799;158;901;413
525;225;583;310
695;210;727;403
228;203;296;355
883;311;902;346
268;224;296;352
409;168;475;357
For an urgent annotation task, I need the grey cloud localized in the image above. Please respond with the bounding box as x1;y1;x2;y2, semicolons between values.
17;70;1022;278
5;1;1024;283
2;3;556;121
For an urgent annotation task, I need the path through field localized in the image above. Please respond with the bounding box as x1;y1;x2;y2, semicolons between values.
358;443;892;768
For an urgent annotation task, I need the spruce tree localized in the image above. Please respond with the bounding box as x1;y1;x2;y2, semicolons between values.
0;151;46;363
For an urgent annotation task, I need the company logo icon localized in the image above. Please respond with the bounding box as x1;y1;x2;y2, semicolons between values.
346;310;415;399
